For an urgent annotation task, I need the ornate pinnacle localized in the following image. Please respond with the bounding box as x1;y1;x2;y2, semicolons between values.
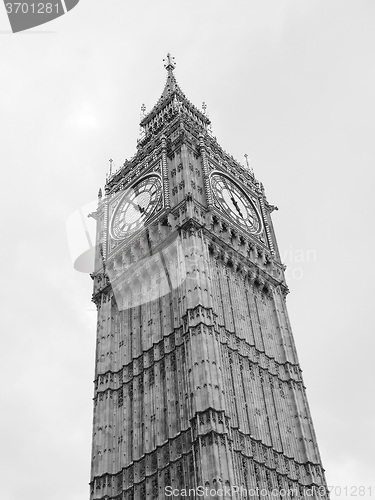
163;53;176;72
244;154;254;175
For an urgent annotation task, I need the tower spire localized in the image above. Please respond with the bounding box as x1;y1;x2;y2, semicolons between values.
160;53;180;100
137;54;211;142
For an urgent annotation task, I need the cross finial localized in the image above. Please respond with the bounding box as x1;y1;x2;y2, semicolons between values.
140;103;146;117
163;53;176;72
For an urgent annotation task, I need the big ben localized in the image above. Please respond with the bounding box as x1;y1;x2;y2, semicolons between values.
89;54;328;499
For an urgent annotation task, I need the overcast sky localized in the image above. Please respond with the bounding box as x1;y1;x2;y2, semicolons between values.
1;1;374;499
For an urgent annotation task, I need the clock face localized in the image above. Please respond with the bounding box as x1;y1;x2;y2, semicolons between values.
211;173;262;234
110;175;162;240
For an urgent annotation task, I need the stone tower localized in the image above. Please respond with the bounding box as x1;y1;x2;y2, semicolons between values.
89;55;328;499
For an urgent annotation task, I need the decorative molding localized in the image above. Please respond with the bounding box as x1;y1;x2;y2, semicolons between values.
259;195;275;255
161;135;170;209
199;134;213;208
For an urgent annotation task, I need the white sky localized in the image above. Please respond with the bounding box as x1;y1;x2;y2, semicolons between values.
1;1;374;499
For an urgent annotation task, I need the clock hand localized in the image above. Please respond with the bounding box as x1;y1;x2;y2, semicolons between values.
221;177;235;204
118;203;145;231
134;186;158;216
125;196;143;212
221;177;244;218
231;197;244;218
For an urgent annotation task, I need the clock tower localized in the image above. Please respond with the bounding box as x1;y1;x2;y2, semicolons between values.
89;55;328;499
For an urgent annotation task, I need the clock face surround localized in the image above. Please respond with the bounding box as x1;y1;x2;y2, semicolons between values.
110;175;162;240
210;172;262;234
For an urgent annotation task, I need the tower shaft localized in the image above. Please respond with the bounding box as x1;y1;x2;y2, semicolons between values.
89;57;328;500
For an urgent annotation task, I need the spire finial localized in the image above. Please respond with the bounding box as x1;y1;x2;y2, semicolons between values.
202;102;207;115
109;158;113;176
244;154;254;176
163;53;176;72
139;104;146;139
